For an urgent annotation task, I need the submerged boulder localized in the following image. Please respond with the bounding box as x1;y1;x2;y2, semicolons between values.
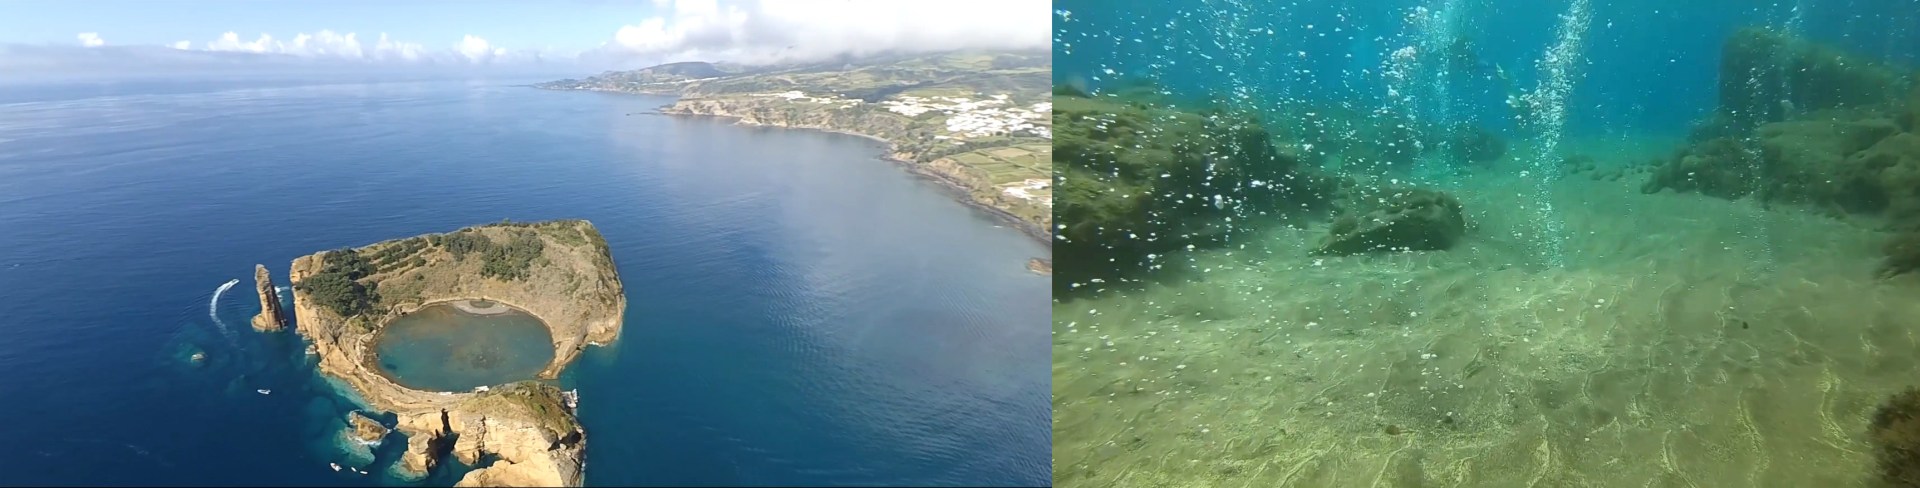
1052;89;1332;289
1645;114;1910;213
1315;188;1466;255
1718;27;1905;131
1881;232;1920;280
1643;137;1755;198
1871;387;1920;486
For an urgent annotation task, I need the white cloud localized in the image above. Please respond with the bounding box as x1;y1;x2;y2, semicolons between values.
600;0;1050;65
456;35;506;63
207;32;275;53
371;33;425;62
170;40;191;50
77;32;104;47
197;30;486;64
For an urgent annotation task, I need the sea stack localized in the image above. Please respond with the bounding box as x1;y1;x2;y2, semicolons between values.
250;264;287;331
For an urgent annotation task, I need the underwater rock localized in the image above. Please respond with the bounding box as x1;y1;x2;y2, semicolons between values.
1846;132;1920;218
347;410;389;445
1880;233;1920;280
1753;116;1901;210
1871;386;1920;486
1446;123;1506;166
1561;154;1598;174
1314;188;1466;255
1718;27;1905;131
251;264;286;332
1052;90;1332;289
1644;115;1907;214
1643;137;1756;198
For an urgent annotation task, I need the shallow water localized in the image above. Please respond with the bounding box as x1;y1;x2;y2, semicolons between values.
1053;1;1920;486
375;303;555;392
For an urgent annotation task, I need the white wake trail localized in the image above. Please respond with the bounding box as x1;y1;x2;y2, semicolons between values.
210;279;240;343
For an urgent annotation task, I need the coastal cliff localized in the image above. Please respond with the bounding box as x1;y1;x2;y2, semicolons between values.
540;52;1055;253
251;264;286;331
288;219;623;486
660;97;1053;243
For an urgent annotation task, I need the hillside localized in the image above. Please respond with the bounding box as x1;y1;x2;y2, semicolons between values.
536;51;1054;240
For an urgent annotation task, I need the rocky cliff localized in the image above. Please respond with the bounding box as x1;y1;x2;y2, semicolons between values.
288;219;623;487
660;97;1054;242
250;264;286;332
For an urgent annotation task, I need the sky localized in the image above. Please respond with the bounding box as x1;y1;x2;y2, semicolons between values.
0;0;1052;80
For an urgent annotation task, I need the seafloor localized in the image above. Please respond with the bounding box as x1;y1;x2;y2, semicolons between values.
1052;133;1920;486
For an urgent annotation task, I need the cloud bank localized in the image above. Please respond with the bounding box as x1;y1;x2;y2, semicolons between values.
6;0;1050;80
588;0;1052;66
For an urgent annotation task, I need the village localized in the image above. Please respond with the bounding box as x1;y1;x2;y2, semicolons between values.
753;90;1051;140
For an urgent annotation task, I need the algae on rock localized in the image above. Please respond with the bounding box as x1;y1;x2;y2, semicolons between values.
1315;188;1468;255
1052;90;1332;290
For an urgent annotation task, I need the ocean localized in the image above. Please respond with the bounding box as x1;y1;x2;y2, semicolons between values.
0;78;1051;486
1053;0;1920;486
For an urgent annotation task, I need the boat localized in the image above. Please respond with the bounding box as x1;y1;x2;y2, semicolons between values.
329;463;341;472
257;389;271;395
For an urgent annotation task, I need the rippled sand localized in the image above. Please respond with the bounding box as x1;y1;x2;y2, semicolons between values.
1052;141;1920;487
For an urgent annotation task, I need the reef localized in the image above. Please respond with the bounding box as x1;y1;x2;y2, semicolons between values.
1718;27;1906;132
1315;187;1467;255
1641;28;1920;278
1872;387;1920;487
1051;88;1335;291
251;264;286;332
286;219;624;486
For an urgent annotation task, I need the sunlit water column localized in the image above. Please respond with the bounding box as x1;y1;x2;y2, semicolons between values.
1729;0;1810;275
1414;0;1463;180
1521;0;1593;267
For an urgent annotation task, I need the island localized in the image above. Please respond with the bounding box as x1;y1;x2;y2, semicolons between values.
536;52;1054;263
270;219;625;487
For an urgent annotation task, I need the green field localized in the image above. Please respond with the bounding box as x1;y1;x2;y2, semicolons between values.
949;143;1049;185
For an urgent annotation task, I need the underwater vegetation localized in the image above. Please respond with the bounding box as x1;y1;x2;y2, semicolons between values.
1639;28;1920;277
1314;187;1466;255
1874;387;1920;487
1051;87;1337;292
1050;84;1489;294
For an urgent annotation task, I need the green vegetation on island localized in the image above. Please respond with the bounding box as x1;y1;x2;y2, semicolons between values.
283;219;627;487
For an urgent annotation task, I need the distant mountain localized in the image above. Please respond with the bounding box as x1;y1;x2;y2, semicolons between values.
535;51;1049;103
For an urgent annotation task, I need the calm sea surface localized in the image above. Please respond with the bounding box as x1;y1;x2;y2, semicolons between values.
0;78;1050;486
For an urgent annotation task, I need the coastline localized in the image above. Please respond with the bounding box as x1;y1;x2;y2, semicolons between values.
658;109;1054;248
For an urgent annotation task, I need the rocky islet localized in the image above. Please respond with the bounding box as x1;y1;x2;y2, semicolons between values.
254;219;624;487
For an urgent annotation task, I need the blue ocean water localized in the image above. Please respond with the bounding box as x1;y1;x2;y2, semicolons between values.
1053;0;1920;137
0;78;1051;486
